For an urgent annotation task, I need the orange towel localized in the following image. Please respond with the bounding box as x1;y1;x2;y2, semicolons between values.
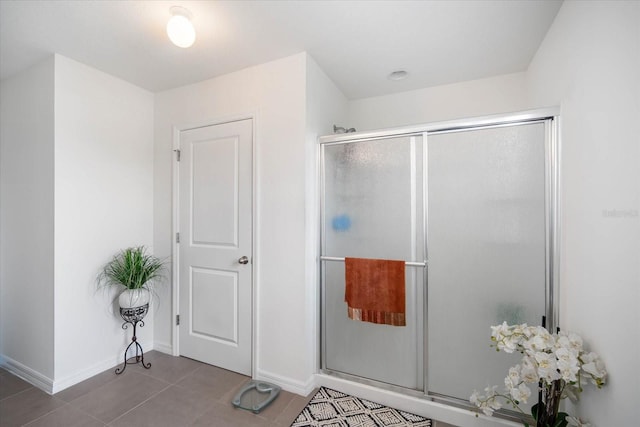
344;257;406;326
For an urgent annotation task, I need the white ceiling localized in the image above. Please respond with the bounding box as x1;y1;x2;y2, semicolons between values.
0;0;563;100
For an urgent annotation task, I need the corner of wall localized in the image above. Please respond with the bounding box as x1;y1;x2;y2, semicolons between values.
52;54;155;385
255;367;317;396
0;57;56;381
0;354;55;395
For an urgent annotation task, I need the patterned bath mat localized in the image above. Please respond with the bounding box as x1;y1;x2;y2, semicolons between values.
291;387;432;426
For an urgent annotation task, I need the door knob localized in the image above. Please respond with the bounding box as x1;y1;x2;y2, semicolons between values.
238;256;249;265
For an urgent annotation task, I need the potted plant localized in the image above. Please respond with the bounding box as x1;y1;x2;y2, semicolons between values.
99;246;166;309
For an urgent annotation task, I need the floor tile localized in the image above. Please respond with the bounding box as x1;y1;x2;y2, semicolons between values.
177;364;249;402
135;351;204;384
0;358;312;427
69;371;169;423
191;400;271;427
0;369;33;400
54;368;120;403
109;384;215;427
23;403;106;427
0;387;66;427
246;389;295;422
273;393;315;425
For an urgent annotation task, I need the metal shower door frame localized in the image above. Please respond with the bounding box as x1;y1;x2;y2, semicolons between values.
318;132;427;396
317;107;561;411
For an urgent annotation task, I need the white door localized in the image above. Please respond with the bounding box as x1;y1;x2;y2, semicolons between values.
178;119;252;375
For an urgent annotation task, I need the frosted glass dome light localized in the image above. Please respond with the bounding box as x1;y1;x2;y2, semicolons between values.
167;6;196;48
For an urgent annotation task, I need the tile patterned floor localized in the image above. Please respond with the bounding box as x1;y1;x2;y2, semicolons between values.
0;352;458;427
0;351;313;427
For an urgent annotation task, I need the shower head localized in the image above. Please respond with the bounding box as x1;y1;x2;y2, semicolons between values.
334;125;356;134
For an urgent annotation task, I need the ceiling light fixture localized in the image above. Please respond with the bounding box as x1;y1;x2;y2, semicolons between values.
388;70;409;81
167;6;196;48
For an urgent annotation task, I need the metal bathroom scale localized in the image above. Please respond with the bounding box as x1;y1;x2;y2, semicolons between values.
231;380;281;414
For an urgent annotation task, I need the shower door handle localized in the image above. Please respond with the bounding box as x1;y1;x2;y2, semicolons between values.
238;256;249;265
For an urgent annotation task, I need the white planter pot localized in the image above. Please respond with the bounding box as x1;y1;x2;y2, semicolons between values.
118;288;151;309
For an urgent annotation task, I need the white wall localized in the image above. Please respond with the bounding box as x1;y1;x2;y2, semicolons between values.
0;54;154;393
154;53;317;392
525;1;639;425
348;72;528;131
53;55;155;389
0;57;56;383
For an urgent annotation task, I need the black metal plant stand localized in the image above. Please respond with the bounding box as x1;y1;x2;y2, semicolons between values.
115;303;151;374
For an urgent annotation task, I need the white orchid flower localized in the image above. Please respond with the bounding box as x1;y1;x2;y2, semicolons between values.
471;323;605;426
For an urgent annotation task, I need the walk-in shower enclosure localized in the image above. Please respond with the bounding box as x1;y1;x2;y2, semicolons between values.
319;109;560;415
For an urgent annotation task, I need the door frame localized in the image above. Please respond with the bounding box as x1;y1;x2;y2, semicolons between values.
171;112;258;377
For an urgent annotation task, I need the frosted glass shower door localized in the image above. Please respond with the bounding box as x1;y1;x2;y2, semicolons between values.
426;122;548;406
321;135;425;390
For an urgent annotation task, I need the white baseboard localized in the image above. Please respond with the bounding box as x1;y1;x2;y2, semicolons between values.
152;342;173;356
254;368;316;396
0;354;54;394
51;354;125;394
0;346;158;395
314;373;519;427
